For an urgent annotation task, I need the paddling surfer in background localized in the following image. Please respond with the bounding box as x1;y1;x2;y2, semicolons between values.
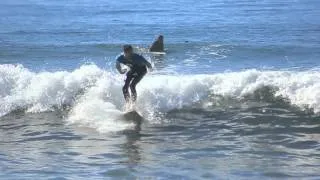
116;45;152;105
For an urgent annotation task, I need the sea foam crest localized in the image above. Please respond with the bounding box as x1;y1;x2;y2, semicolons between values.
1;64;319;132
0;64;104;116
68;68;320;133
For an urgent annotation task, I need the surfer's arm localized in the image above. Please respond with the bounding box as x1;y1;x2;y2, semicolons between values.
145;60;152;70
116;59;126;74
141;56;152;70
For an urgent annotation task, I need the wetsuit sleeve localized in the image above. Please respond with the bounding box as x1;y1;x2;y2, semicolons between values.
116;56;126;74
141;56;152;69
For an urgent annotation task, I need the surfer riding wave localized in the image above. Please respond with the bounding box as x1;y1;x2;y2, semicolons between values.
116;45;152;104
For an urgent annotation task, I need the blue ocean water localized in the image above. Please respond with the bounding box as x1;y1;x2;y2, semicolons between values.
0;0;320;179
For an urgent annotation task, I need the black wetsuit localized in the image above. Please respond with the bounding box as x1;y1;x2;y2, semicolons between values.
116;53;152;102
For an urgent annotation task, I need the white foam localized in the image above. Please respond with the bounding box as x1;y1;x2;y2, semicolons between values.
1;64;320;132
67;96;134;133
0;64;104;116
67;72;136;133
134;69;320;114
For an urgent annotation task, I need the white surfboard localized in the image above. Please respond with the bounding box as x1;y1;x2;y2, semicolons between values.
122;110;143;125
149;51;166;55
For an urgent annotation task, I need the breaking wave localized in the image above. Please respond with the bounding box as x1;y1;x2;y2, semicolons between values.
1;64;319;131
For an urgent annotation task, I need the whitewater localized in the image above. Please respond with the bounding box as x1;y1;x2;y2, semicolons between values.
1;64;319;133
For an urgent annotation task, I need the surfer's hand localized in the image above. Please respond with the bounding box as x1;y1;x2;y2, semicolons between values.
120;69;127;74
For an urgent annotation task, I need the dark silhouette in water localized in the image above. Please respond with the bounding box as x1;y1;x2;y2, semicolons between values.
149;35;164;52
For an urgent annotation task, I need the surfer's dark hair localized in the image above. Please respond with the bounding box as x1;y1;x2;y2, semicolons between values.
123;44;133;52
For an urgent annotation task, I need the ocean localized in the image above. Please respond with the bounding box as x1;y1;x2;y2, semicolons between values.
0;0;320;179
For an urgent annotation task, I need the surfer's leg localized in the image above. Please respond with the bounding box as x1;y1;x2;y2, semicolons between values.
123;75;133;102
129;72;146;102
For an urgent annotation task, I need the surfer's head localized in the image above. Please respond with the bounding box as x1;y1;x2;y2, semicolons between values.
123;44;133;58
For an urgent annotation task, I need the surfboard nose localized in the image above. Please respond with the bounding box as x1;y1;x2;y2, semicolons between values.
123;111;143;125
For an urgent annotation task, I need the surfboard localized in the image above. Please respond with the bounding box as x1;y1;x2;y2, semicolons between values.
122;110;143;125
149;51;166;55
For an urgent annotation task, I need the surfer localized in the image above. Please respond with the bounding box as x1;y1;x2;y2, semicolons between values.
116;45;152;103
149;35;164;52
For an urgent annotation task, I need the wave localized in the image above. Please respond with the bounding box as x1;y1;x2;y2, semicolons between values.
1;64;319;131
0;64;104;116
